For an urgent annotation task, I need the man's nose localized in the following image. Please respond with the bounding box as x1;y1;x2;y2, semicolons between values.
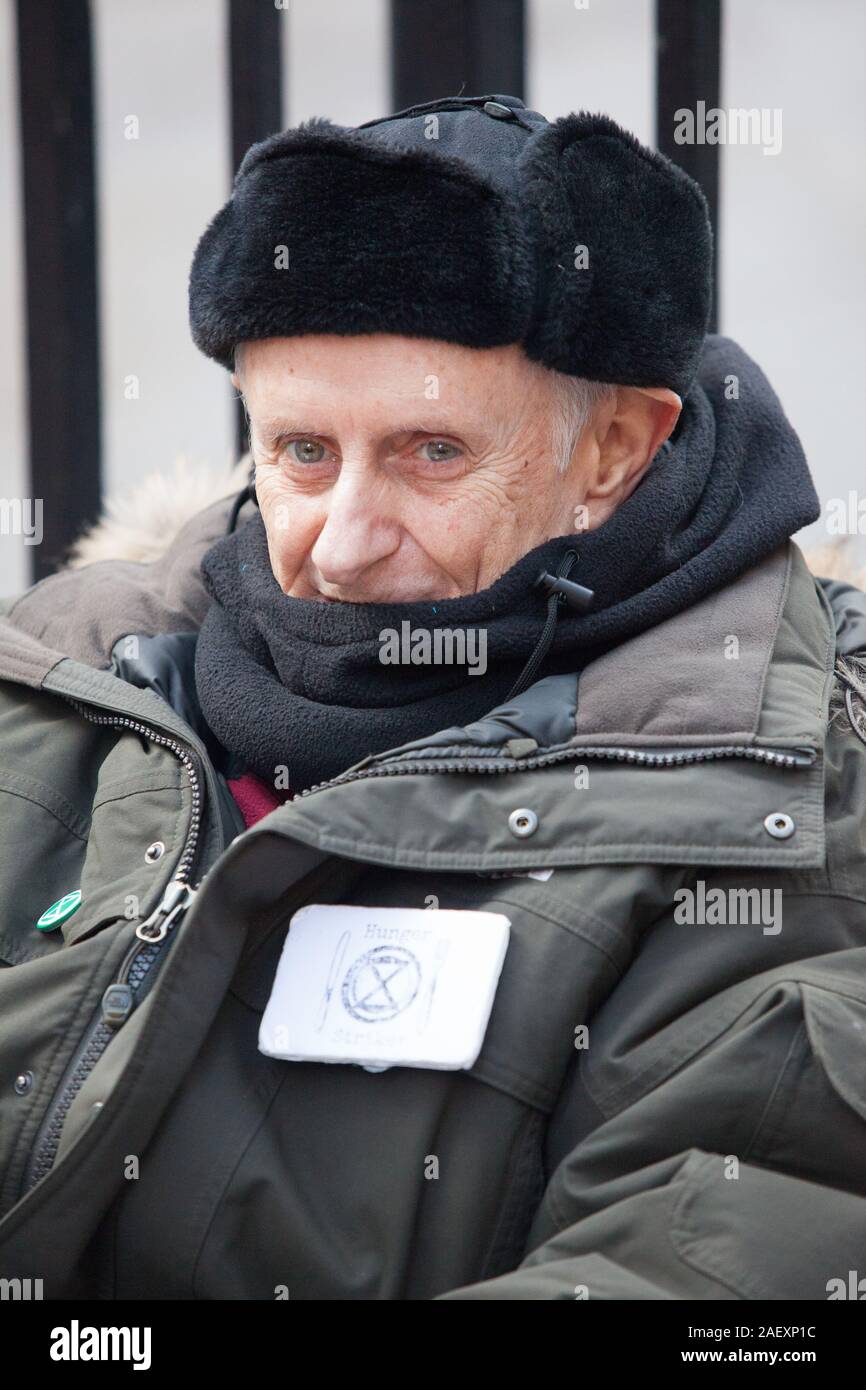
309;469;401;591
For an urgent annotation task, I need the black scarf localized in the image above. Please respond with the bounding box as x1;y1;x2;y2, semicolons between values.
194;336;819;792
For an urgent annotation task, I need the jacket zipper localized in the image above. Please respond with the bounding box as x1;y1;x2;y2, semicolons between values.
22;703;207;1194
19;703;814;1191
299;739;817;797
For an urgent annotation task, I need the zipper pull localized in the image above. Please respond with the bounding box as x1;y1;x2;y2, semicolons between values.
102;982;135;1028
135;878;197;943
101;880;198;1029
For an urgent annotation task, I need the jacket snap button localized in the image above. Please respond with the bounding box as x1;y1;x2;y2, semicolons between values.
14;1071;34;1095
144;841;165;863
508;808;538;838
764;812;795;839
483;100;514;120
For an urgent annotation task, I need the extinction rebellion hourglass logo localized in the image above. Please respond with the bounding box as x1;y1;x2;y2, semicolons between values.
341;945;423;1022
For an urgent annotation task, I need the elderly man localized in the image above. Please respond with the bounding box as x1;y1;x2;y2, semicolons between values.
0;95;865;1301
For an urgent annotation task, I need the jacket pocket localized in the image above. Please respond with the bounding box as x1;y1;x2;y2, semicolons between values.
740;979;866;1195
670;1148;866;1299
801;984;866;1124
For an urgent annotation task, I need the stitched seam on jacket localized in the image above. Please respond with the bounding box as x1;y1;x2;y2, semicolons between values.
802;983;866;1123
268;824;826;868
91;771;183;809
741;1020;809;1165
478;1107;547;1282
750;543;794;739
469;1054;557;1112
669;1154;751;1299
0;773;89;840
582;961;866;1121
189;1067;291;1299
479;891;627;978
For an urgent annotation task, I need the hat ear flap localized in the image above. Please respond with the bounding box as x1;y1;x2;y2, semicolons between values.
519;112;713;394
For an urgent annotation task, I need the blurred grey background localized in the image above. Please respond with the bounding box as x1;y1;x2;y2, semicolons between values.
1;0;864;593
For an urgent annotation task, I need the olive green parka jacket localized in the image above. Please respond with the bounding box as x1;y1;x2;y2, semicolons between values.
0;483;865;1300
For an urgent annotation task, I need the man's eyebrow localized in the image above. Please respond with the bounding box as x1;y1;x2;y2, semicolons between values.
255;418;325;443
254;414;484;442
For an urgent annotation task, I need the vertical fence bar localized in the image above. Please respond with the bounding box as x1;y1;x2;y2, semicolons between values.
391;0;524;111
15;0;101;580
656;0;722;333
228;0;285;460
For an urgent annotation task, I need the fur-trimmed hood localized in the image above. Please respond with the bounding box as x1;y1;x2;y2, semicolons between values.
2;456;255;673
65;454;252;569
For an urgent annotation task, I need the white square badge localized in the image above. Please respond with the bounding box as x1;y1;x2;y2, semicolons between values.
258;903;511;1072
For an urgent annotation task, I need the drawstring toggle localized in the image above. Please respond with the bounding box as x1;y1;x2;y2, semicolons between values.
534;569;595;613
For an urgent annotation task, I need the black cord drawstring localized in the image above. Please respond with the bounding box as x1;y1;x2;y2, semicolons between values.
226;473;259;535
226;485;251;534
503;550;593;703
225;499;593;703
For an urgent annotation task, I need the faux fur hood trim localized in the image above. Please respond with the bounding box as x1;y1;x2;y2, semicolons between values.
65;454;252;568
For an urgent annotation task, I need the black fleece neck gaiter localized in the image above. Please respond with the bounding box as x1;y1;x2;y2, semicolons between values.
194;336;820;792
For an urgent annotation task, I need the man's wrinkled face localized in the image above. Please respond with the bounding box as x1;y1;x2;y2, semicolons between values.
234;334;679;603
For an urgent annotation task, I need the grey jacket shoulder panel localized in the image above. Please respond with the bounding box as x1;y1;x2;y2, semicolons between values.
2;492;255;671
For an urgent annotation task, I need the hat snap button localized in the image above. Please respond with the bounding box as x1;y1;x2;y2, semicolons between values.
483;101;514;120
508;807;538;838
144;841;165;864
764;812;795;839
14;1071;34;1095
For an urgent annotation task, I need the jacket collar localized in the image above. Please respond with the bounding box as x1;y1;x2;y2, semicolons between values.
351;541;832;761
0;507;842;873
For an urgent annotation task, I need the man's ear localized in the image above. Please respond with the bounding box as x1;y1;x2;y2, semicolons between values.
230;372;241;390
578;385;681;527
633;385;682;462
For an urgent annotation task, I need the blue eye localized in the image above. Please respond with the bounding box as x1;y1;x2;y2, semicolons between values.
419;440;461;462
289;439;327;464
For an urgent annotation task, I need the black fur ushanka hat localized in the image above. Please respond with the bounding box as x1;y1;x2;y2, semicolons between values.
188;94;712;394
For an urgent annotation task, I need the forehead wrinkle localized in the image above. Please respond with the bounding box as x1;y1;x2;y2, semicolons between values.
246;364;536;449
